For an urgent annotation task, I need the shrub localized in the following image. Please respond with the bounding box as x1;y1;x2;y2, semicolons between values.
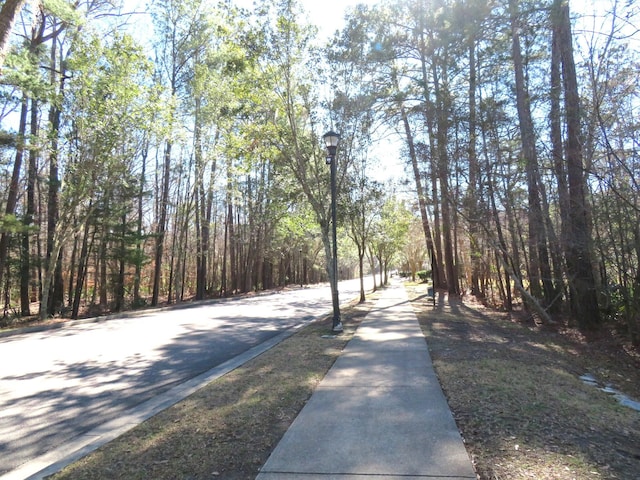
416;270;432;283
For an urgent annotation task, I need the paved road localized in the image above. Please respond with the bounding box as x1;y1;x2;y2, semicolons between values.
0;279;370;478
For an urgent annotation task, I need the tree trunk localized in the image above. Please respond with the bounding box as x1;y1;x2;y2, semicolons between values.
416;29;447;290
176;178;193;302
431;51;459;296
509;0;554;308
195;186;205;299
133;143;147;307
207;200;216;294
115;213;126;312
0;95;27;297
358;247;365;302
550;13;570;295
67;219;78;308
390;67;446;287
465;34;483;298
367;246;377;292
487;163;513;311
226;158;237;295
152;140;172;306
556;0;600;328
169;160;190;304
98;224;108;309
72;215;94;319
194;93;206;301
45;62;64;317
220;206;228;297
630;226;640;345
0;0;29;70
20;97;38;316
205;155;217;294
396;88;443;293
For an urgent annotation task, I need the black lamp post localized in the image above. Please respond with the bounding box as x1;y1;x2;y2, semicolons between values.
323;130;343;333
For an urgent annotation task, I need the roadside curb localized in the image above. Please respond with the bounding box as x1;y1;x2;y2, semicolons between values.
4;285;368;480
0;286;317;340
4;321;305;480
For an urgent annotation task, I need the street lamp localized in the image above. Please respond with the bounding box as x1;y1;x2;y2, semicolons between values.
323;130;343;333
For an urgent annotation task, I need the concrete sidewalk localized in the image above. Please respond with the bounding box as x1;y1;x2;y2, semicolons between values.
256;280;477;480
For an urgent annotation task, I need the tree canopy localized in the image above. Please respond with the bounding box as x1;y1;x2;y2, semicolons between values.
0;0;638;344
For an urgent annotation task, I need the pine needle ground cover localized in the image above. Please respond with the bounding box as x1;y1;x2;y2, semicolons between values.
407;284;640;480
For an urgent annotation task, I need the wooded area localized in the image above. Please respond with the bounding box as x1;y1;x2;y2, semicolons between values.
0;0;638;345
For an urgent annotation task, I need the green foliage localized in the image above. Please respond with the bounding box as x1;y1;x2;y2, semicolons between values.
369;197;412;263
42;0;82;26
0;131;16;147
279;204;319;239
65;31;155;189
0;214;24;234
3;49;51;97
416;270;432;283
0;0;636;344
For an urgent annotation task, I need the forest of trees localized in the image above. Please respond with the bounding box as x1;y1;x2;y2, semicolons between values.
0;0;638;345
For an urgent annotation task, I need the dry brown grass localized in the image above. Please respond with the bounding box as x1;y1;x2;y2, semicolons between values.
49;283;640;480
49;297;378;480
407;283;640;480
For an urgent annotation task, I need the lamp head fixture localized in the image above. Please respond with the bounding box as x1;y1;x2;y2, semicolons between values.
323;130;340;148
323;130;340;165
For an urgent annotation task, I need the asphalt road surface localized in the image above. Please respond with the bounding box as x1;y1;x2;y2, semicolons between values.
0;278;371;478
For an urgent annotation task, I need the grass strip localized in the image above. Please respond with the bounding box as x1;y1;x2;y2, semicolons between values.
407;283;640;480
49;283;640;480
50;296;378;480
